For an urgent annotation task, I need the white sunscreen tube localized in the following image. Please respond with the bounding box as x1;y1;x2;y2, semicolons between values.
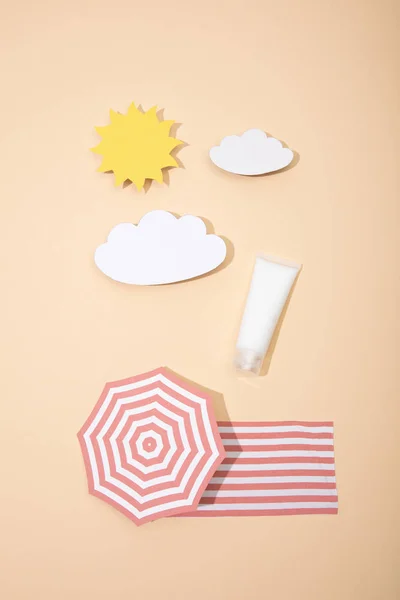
235;254;301;375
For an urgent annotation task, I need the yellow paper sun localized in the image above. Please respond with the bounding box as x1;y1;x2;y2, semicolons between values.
92;103;183;191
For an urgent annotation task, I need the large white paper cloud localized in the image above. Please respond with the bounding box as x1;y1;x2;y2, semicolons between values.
209;129;294;176
95;210;227;285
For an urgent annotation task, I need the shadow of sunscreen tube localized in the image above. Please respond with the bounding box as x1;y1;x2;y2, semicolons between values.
234;254;301;376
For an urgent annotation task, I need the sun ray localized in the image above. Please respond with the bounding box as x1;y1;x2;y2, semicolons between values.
92;103;184;191
164;138;183;152
97;160;113;173
162;157;179;168
127;102;137;114
132;176;146;191
145;169;164;184
114;171;127;186
158;120;175;135
109;109;122;123
94;127;111;137
91;142;103;154
144;106;159;123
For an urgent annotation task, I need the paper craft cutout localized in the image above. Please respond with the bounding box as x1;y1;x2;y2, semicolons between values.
94;210;227;285
180;421;338;517
77;367;226;526
209;129;293;175
92;103;183;190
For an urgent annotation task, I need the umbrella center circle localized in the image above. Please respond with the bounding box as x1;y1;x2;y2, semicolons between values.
144;438;156;452
134;431;163;460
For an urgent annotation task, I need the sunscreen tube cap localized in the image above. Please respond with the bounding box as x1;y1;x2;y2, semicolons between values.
234;348;263;376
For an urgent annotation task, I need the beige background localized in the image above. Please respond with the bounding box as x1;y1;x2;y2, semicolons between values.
1;1;399;598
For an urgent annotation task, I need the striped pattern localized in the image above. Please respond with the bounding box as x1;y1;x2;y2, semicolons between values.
180;421;337;517
78;368;225;526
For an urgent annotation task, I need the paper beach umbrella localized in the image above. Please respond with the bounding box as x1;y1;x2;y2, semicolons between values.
78;367;225;525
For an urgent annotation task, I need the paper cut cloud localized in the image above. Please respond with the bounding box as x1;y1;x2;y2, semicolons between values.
95;210;227;285
209;129;294;176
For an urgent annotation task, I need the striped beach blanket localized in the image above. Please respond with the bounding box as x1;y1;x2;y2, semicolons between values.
182;421;338;517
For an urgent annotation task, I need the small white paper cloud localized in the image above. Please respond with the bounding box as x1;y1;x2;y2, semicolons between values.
209;129;294;176
95;210;227;285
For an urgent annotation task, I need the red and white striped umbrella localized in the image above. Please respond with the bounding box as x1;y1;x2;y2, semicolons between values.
78;367;225;525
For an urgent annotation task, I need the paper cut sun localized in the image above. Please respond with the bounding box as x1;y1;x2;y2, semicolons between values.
92;103;183;191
